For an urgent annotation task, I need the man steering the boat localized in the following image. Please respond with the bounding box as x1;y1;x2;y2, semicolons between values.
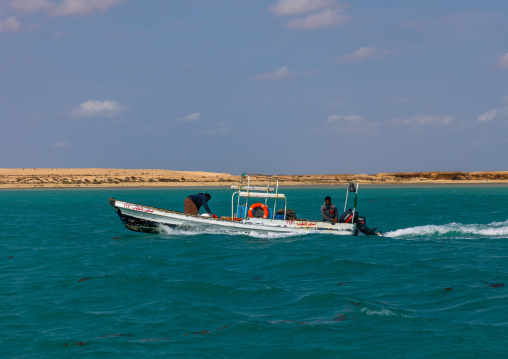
185;193;217;217
321;196;339;223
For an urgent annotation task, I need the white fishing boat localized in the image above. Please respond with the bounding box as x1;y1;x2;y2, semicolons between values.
109;173;381;236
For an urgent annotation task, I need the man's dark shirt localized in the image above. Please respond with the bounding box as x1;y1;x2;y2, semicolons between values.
321;203;338;222
186;193;211;214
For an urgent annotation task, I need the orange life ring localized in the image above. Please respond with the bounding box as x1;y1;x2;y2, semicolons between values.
248;203;270;218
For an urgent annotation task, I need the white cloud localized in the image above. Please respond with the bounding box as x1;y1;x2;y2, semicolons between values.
394;98;410;104
52;29;73;38
477;107;508;122
327;114;364;123
325;114;379;135
11;0;125;16
268;0;338;16
254;66;298;81
478;109;499;122
388;115;454;127
495;53;508;69
10;0;50;12
0;16;21;32
268;0;349;29
338;46;393;63
328;100;345;107
399;11;500;42
201;122;236;135
401;21;418;29
53;141;70;148
178;112;201;123
286;8;349;29
70;100;127;118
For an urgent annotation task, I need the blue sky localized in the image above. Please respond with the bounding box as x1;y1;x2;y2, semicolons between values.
1;0;507;175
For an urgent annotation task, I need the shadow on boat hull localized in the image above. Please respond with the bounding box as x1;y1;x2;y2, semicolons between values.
113;208;177;233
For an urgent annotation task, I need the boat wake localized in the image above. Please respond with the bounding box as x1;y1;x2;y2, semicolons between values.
385;220;508;239
157;224;309;239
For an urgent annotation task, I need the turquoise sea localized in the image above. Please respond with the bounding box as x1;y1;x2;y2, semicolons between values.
2;186;508;358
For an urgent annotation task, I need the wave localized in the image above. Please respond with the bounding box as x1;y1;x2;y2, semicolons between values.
385;220;508;239
361;307;412;319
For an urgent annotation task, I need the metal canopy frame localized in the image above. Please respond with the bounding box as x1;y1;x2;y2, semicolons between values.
231;173;360;222
231;173;287;220
344;182;359;219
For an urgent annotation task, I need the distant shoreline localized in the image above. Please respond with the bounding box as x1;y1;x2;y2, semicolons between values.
2;184;508;192
1;168;507;189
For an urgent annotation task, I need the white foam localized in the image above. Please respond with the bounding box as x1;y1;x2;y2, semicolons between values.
158;225;201;236
361;308;411;318
242;231;308;239
385;220;508;239
157;223;308;239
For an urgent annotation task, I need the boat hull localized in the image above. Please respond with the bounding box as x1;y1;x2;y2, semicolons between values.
109;198;357;236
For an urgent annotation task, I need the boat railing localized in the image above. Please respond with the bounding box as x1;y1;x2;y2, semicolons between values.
238;192;285;199
231;173;287;220
230;185;275;192
344;182;359;219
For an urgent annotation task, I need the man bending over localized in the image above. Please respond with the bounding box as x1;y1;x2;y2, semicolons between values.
184;193;212;216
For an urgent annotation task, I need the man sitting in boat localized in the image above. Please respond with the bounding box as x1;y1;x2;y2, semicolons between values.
184;193;213;216
321;196;339;223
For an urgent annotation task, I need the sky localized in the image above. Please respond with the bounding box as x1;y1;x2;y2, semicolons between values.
1;0;508;175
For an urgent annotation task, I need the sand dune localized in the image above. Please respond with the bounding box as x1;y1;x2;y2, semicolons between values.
0;169;507;188
0;168;235;188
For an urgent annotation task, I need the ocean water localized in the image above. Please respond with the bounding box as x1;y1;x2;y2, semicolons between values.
2;186;508;358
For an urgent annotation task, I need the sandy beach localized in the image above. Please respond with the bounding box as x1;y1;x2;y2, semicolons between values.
1;169;507;189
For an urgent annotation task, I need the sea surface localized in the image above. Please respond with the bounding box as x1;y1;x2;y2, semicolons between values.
2;186;508;358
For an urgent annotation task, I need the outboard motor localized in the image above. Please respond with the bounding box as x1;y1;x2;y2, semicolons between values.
338;209;381;236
